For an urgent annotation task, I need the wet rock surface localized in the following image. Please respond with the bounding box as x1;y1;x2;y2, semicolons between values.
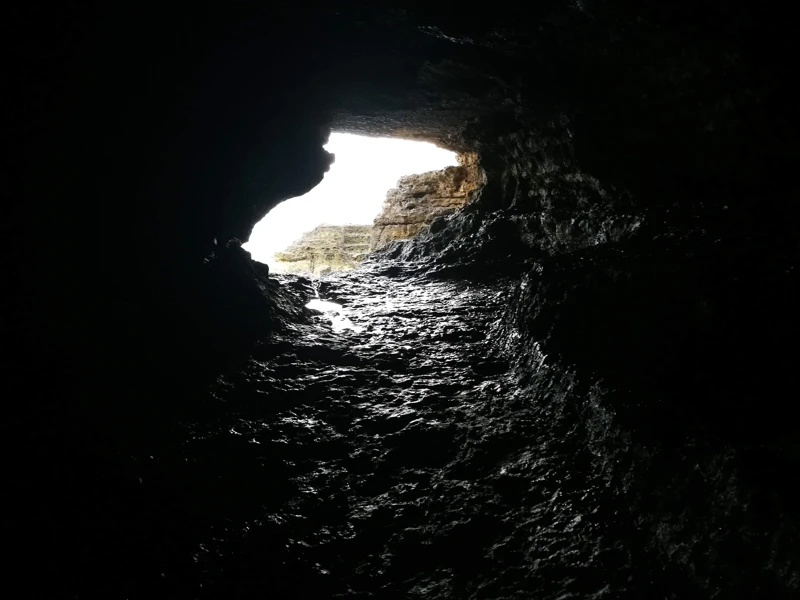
27;258;787;599
110;263;663;599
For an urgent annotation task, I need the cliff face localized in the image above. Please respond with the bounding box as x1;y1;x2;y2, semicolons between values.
370;153;483;250
272;224;371;275
273;152;482;273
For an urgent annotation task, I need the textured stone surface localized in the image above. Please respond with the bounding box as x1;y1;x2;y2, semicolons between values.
371;152;483;250
272;224;372;275
166;264;672;598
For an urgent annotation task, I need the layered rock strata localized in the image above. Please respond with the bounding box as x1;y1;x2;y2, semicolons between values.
273;153;482;274
272;224;371;275
370;152;483;250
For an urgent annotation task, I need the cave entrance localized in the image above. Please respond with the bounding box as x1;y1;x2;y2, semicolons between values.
244;133;458;275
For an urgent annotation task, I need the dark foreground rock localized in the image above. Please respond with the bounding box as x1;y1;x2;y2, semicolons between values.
16;260;796;598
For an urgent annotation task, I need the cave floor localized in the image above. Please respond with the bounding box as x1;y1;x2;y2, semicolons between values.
32;263;694;598
126;262;667;599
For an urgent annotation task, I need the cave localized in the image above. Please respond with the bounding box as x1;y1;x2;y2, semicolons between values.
6;2;800;598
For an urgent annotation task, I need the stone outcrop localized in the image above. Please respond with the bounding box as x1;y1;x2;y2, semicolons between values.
272;224;371;275
370;152;483;250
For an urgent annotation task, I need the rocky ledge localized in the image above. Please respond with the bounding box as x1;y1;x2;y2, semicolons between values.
272;224;372;275
371;152;483;250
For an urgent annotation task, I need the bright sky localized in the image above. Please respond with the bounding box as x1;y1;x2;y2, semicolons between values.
244;133;458;265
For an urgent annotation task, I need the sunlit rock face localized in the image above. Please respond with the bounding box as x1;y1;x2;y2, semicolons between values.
272;224;372;275
370;152;483;250
272;151;481;274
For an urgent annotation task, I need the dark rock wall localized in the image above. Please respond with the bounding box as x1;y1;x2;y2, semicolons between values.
363;5;800;594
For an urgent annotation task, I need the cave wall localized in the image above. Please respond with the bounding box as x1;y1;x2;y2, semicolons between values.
363;5;800;594
11;2;799;361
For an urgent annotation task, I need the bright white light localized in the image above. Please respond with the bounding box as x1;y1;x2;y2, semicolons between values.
306;299;363;333
244;133;458;265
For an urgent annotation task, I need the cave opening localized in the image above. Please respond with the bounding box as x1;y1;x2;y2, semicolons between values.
243;132;458;274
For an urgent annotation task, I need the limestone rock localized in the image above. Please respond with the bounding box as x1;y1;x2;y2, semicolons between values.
272;225;372;275
273;153;483;274
370;153;483;250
